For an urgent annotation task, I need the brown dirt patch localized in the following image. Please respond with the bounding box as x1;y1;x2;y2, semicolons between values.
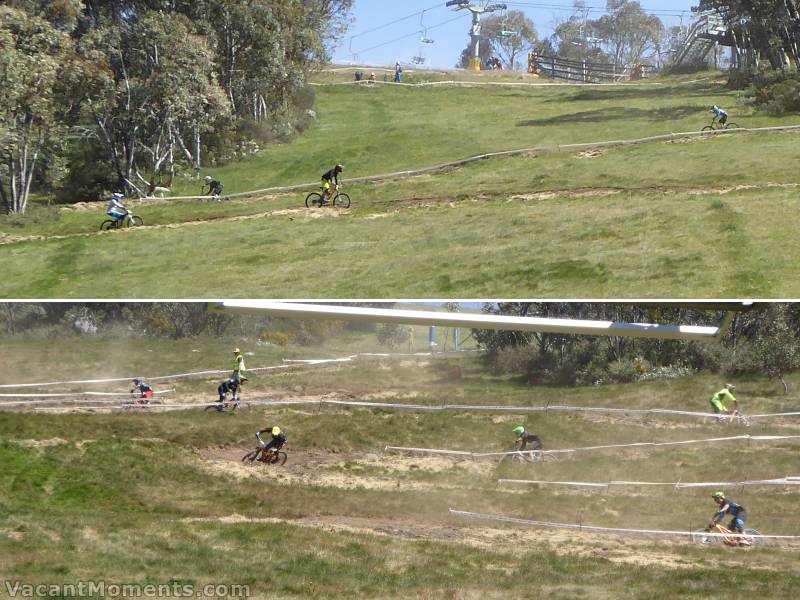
575;148;607;159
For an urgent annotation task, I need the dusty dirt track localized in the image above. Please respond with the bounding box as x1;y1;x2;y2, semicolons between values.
194;445;800;570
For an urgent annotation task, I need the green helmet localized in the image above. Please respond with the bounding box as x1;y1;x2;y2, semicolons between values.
512;426;525;436
712;491;725;500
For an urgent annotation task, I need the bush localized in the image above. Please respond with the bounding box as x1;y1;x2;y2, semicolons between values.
760;78;800;115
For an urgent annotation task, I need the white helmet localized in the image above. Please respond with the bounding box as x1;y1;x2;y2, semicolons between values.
725;383;735;390
204;176;212;183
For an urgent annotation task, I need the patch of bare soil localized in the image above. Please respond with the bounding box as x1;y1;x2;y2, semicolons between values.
665;135;710;144
511;188;625;201
575;148;607;159
197;447;490;492
12;438;70;447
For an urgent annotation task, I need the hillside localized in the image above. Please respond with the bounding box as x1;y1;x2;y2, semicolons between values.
2;335;799;598
2;72;799;297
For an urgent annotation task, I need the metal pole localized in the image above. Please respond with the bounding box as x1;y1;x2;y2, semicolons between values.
470;10;482;71
429;326;437;353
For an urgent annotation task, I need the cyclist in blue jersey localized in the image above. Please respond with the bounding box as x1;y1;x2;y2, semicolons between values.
710;105;728;127
709;491;748;535
106;193;127;223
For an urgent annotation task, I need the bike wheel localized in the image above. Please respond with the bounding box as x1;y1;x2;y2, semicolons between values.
701;126;715;132
270;451;288;465
726;123;740;130
305;192;323;208
541;452;559;463
692;528;718;544
334;193;351;208
128;215;144;227
242;449;260;463
742;529;765;546
100;220;117;231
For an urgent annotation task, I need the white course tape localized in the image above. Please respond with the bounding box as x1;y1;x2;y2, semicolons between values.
140;124;800;203
498;477;800;489
0;350;464;390
449;509;800;540
385;434;800;459
0;389;174;399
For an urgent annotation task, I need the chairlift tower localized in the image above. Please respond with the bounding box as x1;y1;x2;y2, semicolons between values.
446;1;507;71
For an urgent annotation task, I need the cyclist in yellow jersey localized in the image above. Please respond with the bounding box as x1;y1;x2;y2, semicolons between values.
710;384;737;414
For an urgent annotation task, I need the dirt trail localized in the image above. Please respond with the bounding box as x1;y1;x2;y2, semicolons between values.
181;510;800;570
198;447;494;493
4;182;799;246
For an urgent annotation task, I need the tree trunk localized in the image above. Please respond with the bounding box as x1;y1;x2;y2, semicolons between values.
0;172;8;215
780;373;789;395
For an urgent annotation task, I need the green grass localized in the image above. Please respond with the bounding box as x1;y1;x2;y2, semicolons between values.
2;341;799;598
2;72;800;297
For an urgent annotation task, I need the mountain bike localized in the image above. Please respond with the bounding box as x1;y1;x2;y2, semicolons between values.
702;120;740;132
122;392;159;410
706;408;751;427
500;446;559;465
305;186;351;208
242;442;287;465
100;208;144;230
204;395;239;413
693;523;764;547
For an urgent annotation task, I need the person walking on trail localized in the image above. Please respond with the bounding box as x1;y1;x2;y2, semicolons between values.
394;62;403;83
709;384;738;415
203;175;224;198
512;426;543;451
232;348;246;383
710;105;728;127
106;193;128;223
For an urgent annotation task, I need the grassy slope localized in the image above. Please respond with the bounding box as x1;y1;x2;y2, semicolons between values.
2;340;799;598
2;73;800;297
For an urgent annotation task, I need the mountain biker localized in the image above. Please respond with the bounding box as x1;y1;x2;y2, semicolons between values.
203;175;224;198
106;193;128;223
216;378;239;411
710;384;738;415
710;105;728;127
256;426;287;455
320;164;344;205
131;378;153;402
512;426;543;451
708;491;748;537
232;347;246;383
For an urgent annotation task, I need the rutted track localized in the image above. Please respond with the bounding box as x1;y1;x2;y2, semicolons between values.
3;182;799;247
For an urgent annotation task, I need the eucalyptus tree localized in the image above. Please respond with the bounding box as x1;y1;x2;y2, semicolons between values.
0;7;76;213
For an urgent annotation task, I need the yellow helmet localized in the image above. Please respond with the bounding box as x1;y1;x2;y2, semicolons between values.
271;426;281;436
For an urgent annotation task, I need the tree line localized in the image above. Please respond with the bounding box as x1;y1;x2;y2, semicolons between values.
0;0;353;214
457;2;666;72
472;303;800;393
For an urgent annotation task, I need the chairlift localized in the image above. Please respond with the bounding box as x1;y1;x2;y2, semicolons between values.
498;9;518;38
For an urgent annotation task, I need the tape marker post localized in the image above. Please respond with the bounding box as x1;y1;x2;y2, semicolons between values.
448;509;800;541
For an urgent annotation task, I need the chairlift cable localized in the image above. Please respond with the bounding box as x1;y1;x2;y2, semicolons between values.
343;13;468;59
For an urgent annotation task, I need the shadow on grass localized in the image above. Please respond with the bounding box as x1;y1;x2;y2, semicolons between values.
517;105;706;127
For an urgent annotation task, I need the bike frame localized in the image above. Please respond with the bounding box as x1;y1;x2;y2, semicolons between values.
707;523;754;546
